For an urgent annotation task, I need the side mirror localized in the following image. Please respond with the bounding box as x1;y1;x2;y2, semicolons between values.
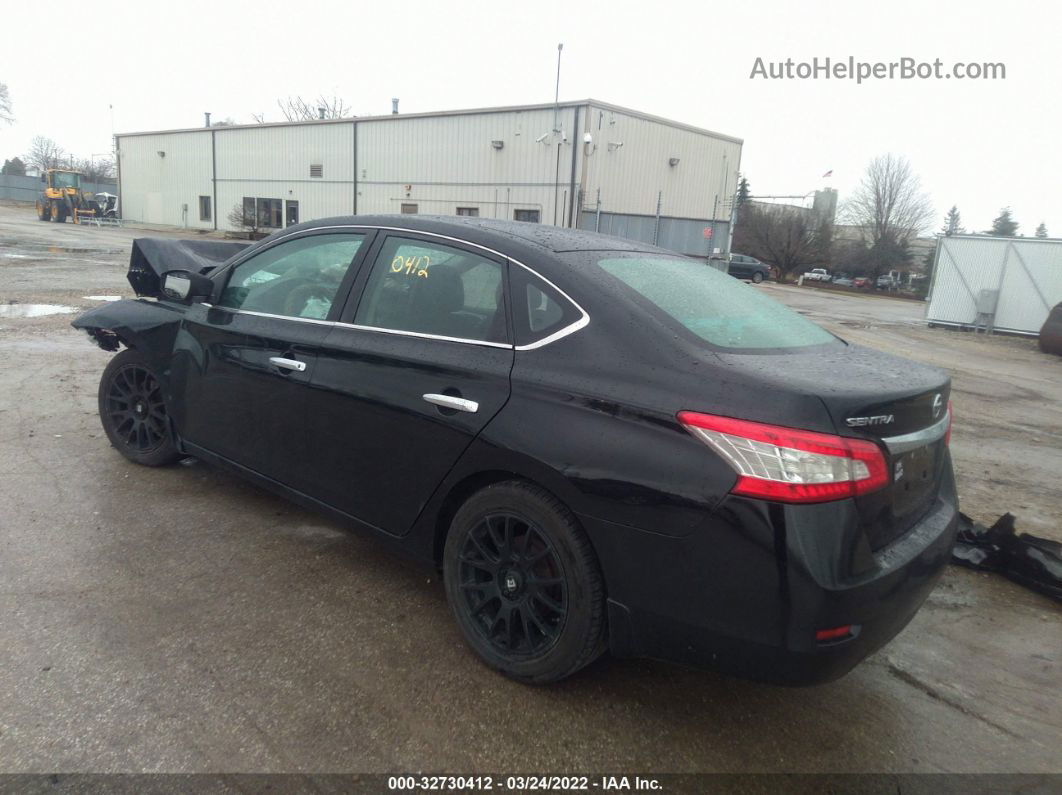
161;270;213;304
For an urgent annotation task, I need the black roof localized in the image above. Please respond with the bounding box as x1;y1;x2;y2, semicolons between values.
289;214;670;256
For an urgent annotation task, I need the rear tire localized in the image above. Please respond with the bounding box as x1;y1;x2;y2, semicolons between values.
443;481;607;684
36;201;49;221
97;349;182;467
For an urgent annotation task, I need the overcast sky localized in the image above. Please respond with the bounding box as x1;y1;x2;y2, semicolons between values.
4;0;1058;235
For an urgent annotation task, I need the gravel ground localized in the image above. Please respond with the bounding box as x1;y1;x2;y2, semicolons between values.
0;204;1059;775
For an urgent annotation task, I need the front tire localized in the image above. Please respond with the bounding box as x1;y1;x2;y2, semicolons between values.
97;349;181;466
36;200;50;221
752;271;764;284
443;481;607;684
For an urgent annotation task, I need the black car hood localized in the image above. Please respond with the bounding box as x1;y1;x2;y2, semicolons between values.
713;342;950;437
128;238;250;297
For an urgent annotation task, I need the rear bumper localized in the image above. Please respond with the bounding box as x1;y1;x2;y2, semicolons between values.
580;460;959;685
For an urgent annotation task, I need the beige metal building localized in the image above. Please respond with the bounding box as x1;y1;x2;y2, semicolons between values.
115;100;743;256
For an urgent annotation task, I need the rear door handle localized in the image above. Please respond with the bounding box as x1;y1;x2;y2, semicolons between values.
423;393;479;413
269;356;307;372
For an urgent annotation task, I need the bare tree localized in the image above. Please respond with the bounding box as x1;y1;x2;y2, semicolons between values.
733;204;831;280
211;117;237;127
277;95;351;122
842;154;934;277
26;136;65;172
0;82;13;125
227;203;259;235
71;157;116;182
250;112;267;124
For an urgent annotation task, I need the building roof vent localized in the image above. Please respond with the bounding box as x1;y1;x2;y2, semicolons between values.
310;164;323;178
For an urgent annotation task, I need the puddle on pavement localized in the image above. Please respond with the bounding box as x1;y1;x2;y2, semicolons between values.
83;295;123;302
0;304;78;318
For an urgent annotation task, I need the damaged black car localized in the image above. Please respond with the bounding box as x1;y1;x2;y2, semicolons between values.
73;215;959;685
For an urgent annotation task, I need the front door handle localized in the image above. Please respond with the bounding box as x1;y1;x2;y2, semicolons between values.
423;393;479;413
269;356;307;372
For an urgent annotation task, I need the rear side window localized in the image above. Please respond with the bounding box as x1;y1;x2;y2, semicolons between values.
354;236;507;343
509;266;584;347
596;255;836;350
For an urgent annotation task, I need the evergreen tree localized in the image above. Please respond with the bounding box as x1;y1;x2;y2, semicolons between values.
736;176;751;206
1035;222;1048;238
940;205;963;236
1;156;27;176
988;208;1019;237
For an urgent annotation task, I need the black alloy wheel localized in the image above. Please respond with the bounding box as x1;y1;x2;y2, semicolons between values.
105;364;166;452
97;348;182;466
457;512;568;657
444;481;607;683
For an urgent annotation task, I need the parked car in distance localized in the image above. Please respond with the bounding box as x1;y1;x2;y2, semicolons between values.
1040;302;1062;355
853;276;872;288
72;215;958;686
876;275;899;290
803;268;831;281
727;253;770;284
832;277;854;287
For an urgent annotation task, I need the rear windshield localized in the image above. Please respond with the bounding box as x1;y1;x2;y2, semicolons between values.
595;255;837;350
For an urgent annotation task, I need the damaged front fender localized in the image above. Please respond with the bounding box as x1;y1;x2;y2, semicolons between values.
72;299;186;360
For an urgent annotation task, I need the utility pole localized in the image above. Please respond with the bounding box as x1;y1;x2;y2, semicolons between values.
553;43;563;133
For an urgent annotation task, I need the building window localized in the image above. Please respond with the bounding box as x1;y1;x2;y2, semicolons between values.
199;195;211;222
513;209;540;223
243;197;283;229
401;203;418;214
310;164;323;178
456;207;479;217
256;198;282;228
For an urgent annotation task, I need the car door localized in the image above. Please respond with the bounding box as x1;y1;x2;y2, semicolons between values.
169;230;373;487
728;255;750;278
299;231;514;536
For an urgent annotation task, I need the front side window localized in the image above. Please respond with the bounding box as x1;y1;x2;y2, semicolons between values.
219;233;366;320
595;255;837;351
354;236;507;343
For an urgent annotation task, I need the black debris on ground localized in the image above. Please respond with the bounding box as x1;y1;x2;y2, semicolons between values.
952;512;1062;602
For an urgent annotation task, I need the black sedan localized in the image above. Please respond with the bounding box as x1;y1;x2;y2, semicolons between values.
73;216;958;685
726;253;771;283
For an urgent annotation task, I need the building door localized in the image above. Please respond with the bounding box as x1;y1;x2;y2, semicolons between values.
286;200;299;227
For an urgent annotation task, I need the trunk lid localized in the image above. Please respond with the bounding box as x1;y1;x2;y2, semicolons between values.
715;342;950;549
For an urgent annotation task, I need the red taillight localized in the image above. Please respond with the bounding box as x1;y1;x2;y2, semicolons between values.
815;625;853;642
677;411;889;504
944;400;953;446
